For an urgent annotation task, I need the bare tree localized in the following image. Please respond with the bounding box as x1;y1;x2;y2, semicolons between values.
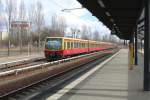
19;0;26;20
35;1;44;52
70;27;80;38
51;15;67;37
92;30;101;41
81;25;91;40
58;16;67;36
5;0;16;55
0;0;3;48
18;0;27;54
51;15;58;36
102;34;110;42
28;3;37;50
41;27;50;41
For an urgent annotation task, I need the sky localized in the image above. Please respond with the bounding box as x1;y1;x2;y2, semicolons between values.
0;0;111;37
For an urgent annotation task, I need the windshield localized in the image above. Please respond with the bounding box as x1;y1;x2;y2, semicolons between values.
45;38;62;50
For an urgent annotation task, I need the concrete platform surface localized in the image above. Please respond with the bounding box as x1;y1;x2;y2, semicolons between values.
52;49;150;100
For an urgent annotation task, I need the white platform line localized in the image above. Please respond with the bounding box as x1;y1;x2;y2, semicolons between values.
46;50;120;100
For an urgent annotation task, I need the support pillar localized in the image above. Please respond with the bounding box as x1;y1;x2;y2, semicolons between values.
135;31;138;65
128;36;134;70
144;0;150;91
124;40;126;45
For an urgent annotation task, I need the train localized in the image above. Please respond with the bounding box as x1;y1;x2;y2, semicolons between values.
44;37;117;60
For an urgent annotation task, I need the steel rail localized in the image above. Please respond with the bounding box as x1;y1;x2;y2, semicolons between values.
0;51;104;77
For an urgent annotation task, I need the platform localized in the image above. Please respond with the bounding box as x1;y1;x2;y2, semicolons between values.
0;53;44;64
48;49;150;100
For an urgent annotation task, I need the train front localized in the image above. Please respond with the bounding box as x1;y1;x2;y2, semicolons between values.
44;37;63;60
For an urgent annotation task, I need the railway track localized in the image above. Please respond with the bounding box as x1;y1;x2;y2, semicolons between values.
0;49;118;100
0;50;113;77
0;50;108;73
0;57;46;72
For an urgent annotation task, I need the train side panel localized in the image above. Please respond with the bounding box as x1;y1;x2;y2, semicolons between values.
63;48;88;56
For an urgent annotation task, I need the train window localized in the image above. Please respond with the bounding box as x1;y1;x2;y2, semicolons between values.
79;43;81;48
71;42;73;49
76;42;78;48
79;42;81;48
77;42;79;48
74;42;77;48
70;42;72;49
74;42;76;48
86;43;88;48
79;43;80;48
63;42;65;50
86;43;87;48
82;43;84;48
83;43;85;48
45;38;62;50
83;43;84;48
65;42;67;49
67;42;70;49
82;43;83;48
74;42;75;48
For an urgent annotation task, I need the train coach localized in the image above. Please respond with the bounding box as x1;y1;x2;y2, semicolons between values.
44;37;116;60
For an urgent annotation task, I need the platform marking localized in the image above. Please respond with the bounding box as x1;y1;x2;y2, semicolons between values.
46;50;120;100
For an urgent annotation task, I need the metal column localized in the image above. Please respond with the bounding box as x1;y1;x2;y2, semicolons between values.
144;0;150;91
135;31;138;65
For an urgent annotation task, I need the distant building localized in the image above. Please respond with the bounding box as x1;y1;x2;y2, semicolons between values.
10;20;30;45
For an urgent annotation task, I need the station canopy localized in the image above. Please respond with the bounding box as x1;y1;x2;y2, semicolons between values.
77;0;143;40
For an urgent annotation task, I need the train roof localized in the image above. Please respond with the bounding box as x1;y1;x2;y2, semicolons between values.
45;37;115;44
46;37;88;41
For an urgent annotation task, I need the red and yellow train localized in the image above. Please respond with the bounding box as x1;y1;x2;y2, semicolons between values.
44;37;117;60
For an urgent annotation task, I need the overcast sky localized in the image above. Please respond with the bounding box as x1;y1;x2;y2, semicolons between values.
1;0;111;36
